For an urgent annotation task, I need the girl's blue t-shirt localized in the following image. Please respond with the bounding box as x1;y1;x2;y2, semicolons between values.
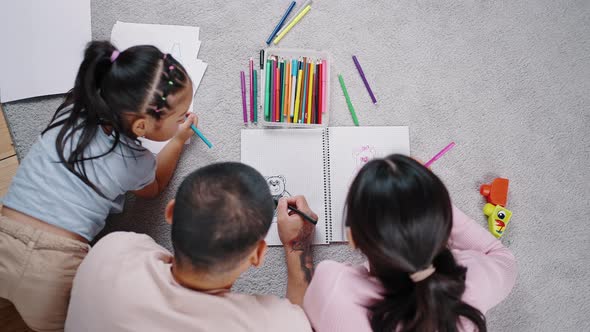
1;123;156;241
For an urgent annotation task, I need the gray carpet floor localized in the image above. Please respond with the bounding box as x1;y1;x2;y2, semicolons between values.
3;0;589;330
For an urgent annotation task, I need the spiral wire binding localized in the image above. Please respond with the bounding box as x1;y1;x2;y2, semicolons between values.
322;129;333;243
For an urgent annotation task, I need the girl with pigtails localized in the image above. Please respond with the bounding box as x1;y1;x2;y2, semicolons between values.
0;41;200;331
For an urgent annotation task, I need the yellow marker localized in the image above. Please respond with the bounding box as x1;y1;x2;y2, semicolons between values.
273;5;312;45
306;63;314;124
294;68;303;122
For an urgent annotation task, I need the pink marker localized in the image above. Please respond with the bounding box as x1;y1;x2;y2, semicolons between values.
424;142;455;168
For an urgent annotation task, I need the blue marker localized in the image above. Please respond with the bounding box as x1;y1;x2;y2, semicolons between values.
265;1;297;45
190;124;213;149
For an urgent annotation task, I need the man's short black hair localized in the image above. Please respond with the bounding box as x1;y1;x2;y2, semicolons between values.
171;162;274;273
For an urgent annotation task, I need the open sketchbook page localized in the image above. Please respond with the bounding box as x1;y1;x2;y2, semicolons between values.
110;21;208;154
241;129;327;245
0;0;91;102
328;126;410;242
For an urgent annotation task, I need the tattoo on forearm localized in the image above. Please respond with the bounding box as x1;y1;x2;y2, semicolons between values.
289;224;314;282
299;247;313;282
290;224;313;251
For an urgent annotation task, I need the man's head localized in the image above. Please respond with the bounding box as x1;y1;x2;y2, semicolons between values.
165;162;274;285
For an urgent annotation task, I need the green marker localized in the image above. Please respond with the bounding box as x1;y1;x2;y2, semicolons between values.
338;74;359;126
264;59;271;121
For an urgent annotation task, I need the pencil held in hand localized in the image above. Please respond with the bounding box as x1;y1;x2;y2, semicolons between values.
190;124;213;149
274;198;317;225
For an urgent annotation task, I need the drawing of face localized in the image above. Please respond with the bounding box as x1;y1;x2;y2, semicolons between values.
266;176;286;196
354;145;376;168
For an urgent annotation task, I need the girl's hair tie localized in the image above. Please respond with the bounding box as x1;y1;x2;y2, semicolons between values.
169;65;175;71
168;81;174;85
382;158;398;173
154;108;161;113
110;50;120;63
409;265;436;283
161;96;167;101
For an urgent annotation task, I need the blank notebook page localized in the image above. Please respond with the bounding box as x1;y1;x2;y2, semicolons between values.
327;126;410;242
241;129;327;245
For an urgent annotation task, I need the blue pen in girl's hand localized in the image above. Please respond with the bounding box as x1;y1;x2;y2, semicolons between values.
190;124;213;149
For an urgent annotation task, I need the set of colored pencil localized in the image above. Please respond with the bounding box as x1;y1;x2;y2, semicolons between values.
263;56;327;124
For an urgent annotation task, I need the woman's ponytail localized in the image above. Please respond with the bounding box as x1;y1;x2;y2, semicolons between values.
346;155;487;332
369;249;485;332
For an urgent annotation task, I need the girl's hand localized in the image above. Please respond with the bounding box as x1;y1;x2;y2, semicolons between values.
174;113;199;143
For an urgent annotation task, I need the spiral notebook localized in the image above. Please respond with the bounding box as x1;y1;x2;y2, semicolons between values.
241;126;410;245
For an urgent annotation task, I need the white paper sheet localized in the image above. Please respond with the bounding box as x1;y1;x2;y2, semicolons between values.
241;129;328;246
0;0;91;102
327;126;410;241
111;21;201;63
184;59;208;93
110;21;208;154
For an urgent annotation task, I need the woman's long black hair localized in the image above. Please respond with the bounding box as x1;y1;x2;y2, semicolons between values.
42;41;189;195
345;154;486;332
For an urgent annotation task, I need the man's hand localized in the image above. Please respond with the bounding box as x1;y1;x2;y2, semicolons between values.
276;196;317;306
277;196;317;251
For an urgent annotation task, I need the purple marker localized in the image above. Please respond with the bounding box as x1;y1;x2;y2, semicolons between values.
352;55;377;104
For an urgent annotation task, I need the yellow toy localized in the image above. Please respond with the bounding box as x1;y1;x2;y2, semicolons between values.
483;203;512;239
